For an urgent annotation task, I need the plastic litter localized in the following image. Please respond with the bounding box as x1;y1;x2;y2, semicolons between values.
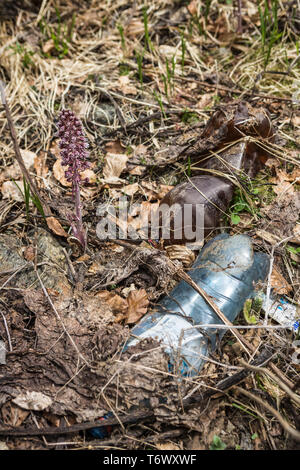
157;175;233;244
126;233;270;376
155;102;276;245
260;294;300;331
90;412;113;438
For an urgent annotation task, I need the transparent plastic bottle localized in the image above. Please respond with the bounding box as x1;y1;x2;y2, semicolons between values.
126;234;270;376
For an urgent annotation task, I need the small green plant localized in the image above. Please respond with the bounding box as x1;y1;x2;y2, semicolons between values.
228;185;260;225
258;0;282;67
232;402;260;419
243;296;263;324
13;177;45;220
10;42;35;69
209;435;227;450
162;56;176;99
39;8;76;59
181;109;199;124
118;24;126;51
153;91;167;119
119;63;130;76
142;6;153;51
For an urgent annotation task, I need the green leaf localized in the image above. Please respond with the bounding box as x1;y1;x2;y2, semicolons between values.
209;435;227;450
243;299;257;325
231;214;240;225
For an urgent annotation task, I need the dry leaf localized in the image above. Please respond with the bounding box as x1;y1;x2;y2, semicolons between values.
128;201;159;236
156;442;181;450
165;244;196;266
128;165;145;176
118;75;137;95
23;245;35;261
292;224;300;245
255;229;281;245
34;151;49;181
13;391;53;411
270;169;297;195
187;0;198;15
20;149;36;167
271;266;293;295
53;159;96;187
196;93;213;109
46;216;69;238
42;38;55;54
1;402;29;427
53;158;71;187
158;45;178;60
125;289;149;324
122;183;139;196
1;180;24;201
125;19;144;37
105;140;125;154
102;153;128;182
96;290;128;315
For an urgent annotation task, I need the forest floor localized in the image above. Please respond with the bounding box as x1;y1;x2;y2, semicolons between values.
0;0;299;450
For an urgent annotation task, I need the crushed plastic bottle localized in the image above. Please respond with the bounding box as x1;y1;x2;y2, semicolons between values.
126;233;270;376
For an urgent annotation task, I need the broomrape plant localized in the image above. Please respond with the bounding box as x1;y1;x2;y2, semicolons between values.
57;110;90;249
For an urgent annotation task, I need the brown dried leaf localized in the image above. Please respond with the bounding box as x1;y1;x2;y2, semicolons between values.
125;19;144;37
1;402;30;427
105;140;125;154
46;216;69;238
271;266;293;295
102;153;128;182
42;38;55;54
165;244;196;266
270;169;297;195
187;0;198;15
196;93;213;109
96;290;128;315
53;158;96;187
122;183;139;196
118;75;137;96
156;442;181;450
125;289;149;324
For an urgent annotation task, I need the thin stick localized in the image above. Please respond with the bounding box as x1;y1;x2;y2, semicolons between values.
235;386;300;442
0;81;52;218
178;268;254;356
239;359;300;406
0;311;12;352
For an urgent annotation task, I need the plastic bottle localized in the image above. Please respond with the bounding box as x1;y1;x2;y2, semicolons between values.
157;175;233;245
126;233;270;376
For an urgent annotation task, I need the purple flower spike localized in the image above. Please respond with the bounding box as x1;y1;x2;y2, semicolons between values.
57;109;90;249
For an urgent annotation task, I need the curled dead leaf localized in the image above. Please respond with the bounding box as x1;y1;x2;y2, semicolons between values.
96;290;128;315
165;244;195;266
46;216;69;238
102;153;128;182
271;266;292;295
126;289;149;324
